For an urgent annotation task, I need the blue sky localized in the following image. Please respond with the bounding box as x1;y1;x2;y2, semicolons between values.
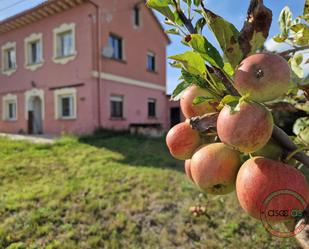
0;0;306;93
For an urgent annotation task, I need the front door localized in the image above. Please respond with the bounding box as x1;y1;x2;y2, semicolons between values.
28;96;43;134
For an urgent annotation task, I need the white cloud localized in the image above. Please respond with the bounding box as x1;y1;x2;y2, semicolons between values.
264;38;292;52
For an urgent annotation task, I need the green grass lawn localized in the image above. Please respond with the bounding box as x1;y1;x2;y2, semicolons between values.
0;131;299;249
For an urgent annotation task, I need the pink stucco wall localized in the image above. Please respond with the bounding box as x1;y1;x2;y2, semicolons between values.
0;0;169;135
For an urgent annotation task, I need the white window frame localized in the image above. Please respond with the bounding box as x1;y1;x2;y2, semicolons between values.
24;33;44;71
53;23;77;64
148;98;156;118
110;95;124;118
2;93;17;121
109;34;125;61
147;51;156;72
1;42;17;76
132;6;141;28
54;88;77;120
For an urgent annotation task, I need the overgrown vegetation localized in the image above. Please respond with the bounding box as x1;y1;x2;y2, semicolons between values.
0;134;298;248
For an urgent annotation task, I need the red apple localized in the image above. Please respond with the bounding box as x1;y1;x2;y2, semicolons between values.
166;120;200;160
236;157;309;222
184;160;193;181
217;101;273;153
190;143;241;195
180;85;217;118
234;53;291;102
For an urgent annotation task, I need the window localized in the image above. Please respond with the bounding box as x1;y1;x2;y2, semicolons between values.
148;98;156;118
133;6;140;27
57;31;74;57
54;88;77;119
60;95;74;118
110;95;123;118
109;35;123;60
5;49;16;70
147;52;156;72
53;23;77;64
25;33;43;70
2;94;17;121
1;42;17;75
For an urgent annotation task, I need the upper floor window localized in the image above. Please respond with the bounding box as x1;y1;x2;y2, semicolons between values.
1;42;17;76
53;23;77;64
147;52;156;72
2;94;17;121
133;6;140;27
109;34;123;60
58;31;74;57
54;88;77;120
110;95;123;118
148;98;156;118
25;33;43;71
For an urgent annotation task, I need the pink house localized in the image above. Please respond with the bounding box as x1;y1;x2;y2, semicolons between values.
0;0;170;135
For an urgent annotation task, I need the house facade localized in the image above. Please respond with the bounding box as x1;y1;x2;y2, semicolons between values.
0;0;169;135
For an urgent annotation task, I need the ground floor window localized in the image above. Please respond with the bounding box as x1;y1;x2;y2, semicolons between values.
54;88;77;119
2;94;17;121
148;98;156;118
110;95;123;118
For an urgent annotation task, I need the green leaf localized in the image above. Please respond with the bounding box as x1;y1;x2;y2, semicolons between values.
193;96;215;105
289;55;304;78
273;34;288;43
293;117;309;135
201;9;243;68
195;17;206;34
290;23;308;32
169;51;206;75
295;103;309;113
165;28;180;35
193;0;201;6
184;34;224;68
279;6;293;36
223;62;234;77
218;95;239;109
249;32;266;54
304;0;309;15
293;26;309;46
171;81;191;101
146;0;175;22
299;127;309;145
295;53;304;65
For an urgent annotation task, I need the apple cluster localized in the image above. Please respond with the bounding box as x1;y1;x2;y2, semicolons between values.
166;53;309;222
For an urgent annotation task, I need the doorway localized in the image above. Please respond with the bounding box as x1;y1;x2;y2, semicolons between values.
170;107;181;128
28;96;43;134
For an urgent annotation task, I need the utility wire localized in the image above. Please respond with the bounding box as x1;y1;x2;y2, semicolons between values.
0;0;46;13
0;0;28;13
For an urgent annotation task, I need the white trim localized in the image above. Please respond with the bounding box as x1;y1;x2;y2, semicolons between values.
1;41;17;76
54;87;77;120
24;33;44;71
24;88;45;120
53;23;77;64
92;71;166;91
2;93;17;121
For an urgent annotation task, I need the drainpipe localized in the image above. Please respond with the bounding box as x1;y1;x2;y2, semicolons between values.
88;0;102;128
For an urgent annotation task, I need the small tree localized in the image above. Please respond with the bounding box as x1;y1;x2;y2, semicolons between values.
147;0;309;246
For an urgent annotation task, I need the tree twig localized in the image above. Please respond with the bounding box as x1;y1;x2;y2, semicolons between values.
279;45;309;57
172;0;196;34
